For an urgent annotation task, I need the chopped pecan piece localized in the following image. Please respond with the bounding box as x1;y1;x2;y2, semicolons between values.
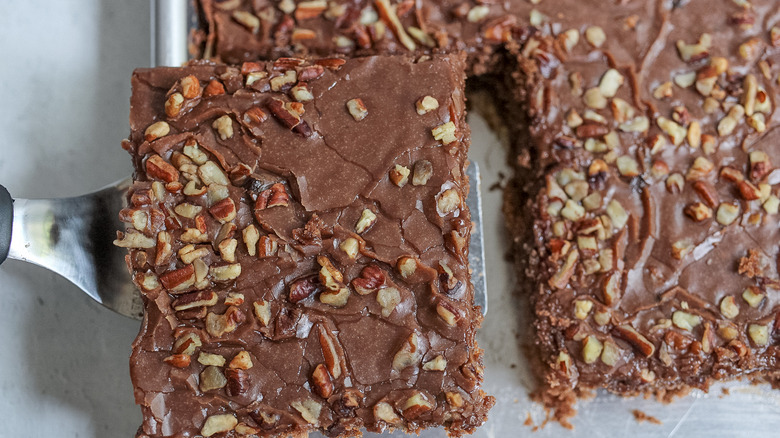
311;363;333;398
289;277;319;303
612;324;655;357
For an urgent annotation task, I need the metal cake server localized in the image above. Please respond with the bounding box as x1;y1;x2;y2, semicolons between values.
0;179;143;318
0;0;487;319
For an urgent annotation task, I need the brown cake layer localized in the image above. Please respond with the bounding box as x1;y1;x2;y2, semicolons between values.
117;54;494;437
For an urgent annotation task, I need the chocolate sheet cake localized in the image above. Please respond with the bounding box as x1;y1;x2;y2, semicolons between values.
495;0;780;424
120;0;780;432
117;54;494;437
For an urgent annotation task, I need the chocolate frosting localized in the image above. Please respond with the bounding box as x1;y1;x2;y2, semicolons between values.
120;54;494;437
495;0;780;417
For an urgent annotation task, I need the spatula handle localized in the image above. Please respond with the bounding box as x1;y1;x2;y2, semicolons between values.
0;184;12;265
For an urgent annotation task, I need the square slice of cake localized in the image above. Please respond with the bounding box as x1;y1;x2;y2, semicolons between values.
118;53;494;437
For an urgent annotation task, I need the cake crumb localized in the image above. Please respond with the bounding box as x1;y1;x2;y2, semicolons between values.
632;409;662;425
524;413;533;426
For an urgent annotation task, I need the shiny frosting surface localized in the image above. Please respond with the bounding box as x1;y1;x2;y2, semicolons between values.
496;0;780;415
120;54;494;437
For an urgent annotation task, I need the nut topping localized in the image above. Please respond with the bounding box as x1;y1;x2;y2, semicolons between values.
160;264;196;292
374;401;401;425
748;324;769;346
437;188;461;214
684;202;712;222
598;69;624;98
289;277;318;303
113;231;155;249
144;121;170;142
602;271;621;305
225;368;249;396
402;392;433;419
198;352;226;367
612;325;655;357
436;300;460;326
672;311;701;331
317;256;344;290
376;287;401;317
346;98;368;121
270;70;297;92
229;351;253;370
320;286;350;307
583;88;607;109
201;414;237;437
412;160;433;186
311;363;333;398
432;121;458;144
584;26;606;47
232;10;260;33
146;154;179;183
375;0;416;51
253;300;271;326
209;198;237;223
352;264;386;294
319;327;342;379
422;355;447;371
692;181;719;208
172;291;218;311
559;28;579;52
180;75;200;99
254;183;290;210
657;117;687;146
199;365;228;392
574;300;593;320
355;208;377;234
339;237;360;259
720;296;740;319
716;203;740;226
198;161;229;186
742;286;765;308
548;249;578;289
416;96;439;115
165;93;184;117
392;332;421;371
210;263;241;281
212;115;234;140
163;354;190;368
205;306;244;337
242;225;259;256
581;335;603;364
389;164;410;187
203;80;225;97
749;151;771;181
295;0;327;20
676;33;711;62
